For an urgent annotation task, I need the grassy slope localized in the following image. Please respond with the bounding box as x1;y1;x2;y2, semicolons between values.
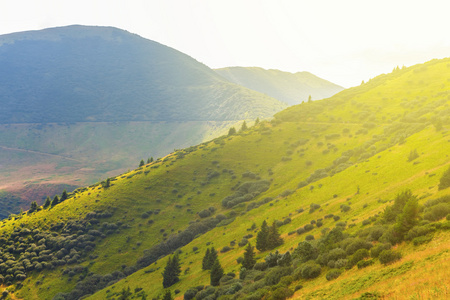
1;57;449;299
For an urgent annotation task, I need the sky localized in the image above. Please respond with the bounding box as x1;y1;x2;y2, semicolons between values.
1;0;450;87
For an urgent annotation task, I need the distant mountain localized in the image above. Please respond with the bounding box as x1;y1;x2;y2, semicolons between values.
0;26;285;123
215;66;344;105
0;25;286;214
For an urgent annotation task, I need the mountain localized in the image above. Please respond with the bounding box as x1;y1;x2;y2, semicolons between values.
0;57;448;300
0;25;286;217
215;66;344;105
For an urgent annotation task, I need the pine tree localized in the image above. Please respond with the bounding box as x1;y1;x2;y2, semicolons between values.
242;243;256;269
51;195;59;207
308;95;312;103
256;220;269;251
266;220;283;249
228;127;236;136
162;253;181;288
206;247;218;270
61;189;68;201
255;117;260;125
139;159;145;167
240;121;248;132
43;196;51;209
202;248;211;270
29;201;38;213
162;290;172;300
210;259;224;286
395;196;420;239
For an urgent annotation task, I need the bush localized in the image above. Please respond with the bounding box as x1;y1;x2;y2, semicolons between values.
370;243;392;258
412;235;433;246
268;286;294;300
326;269;342;281
345;239;372;255
378;249;402;265
305;235;314;241
298;262;321;279
198;209;212;218
423;203;450;221
348;249;370;268
264;267;293;286
357;259;374;269
334;259;348;269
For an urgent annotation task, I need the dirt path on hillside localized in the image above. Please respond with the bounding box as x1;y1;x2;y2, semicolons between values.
0;145;83;162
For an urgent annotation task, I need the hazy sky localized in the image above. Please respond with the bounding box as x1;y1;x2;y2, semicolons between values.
2;0;450;87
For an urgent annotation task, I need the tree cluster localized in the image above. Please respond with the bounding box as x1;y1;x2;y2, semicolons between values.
256;220;283;252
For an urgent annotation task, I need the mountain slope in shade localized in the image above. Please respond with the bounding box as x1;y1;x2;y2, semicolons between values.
215;66;344;105
0;26;286;212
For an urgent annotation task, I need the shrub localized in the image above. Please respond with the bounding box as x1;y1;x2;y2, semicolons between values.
348;249;370;268
357;259;374;269
268;286;294;300
298;262;321;279
334;259;348;269
378;249;402;265
221;246;232;253
305;235;314;241
304;224;314;232
296;228;306;235
438;167;450;190
326;269;342;281
264;267;293;286
238;238;249;247
198;209;212;218
370;243;392;258
412;234;433;245
423;203;450;221
280;189;294;197
345;239;373;255
340;204;351;212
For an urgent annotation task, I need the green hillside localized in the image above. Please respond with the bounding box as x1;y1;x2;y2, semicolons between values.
0;58;449;300
0;26;286;215
215;67;344;105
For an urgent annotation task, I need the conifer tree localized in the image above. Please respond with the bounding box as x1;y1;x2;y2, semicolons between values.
29;201;38;213
43;196;51;209
255;117;260;125
61;189;68;201
308;95;312;103
51;195;59;207
139;159;145;167
228;127;236;136
256;220;269;251
210;259;224;286
267;220;283;249
162;253;181;288
240;121;248;132
242;243;256;269
202;248;211;270
206;247;218;270
395;196;420;239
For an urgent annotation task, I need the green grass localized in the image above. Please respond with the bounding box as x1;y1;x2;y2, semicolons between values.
1;57;450;300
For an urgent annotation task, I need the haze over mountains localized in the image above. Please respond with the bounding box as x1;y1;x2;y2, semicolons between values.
0;25;344;217
215;67;344;105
